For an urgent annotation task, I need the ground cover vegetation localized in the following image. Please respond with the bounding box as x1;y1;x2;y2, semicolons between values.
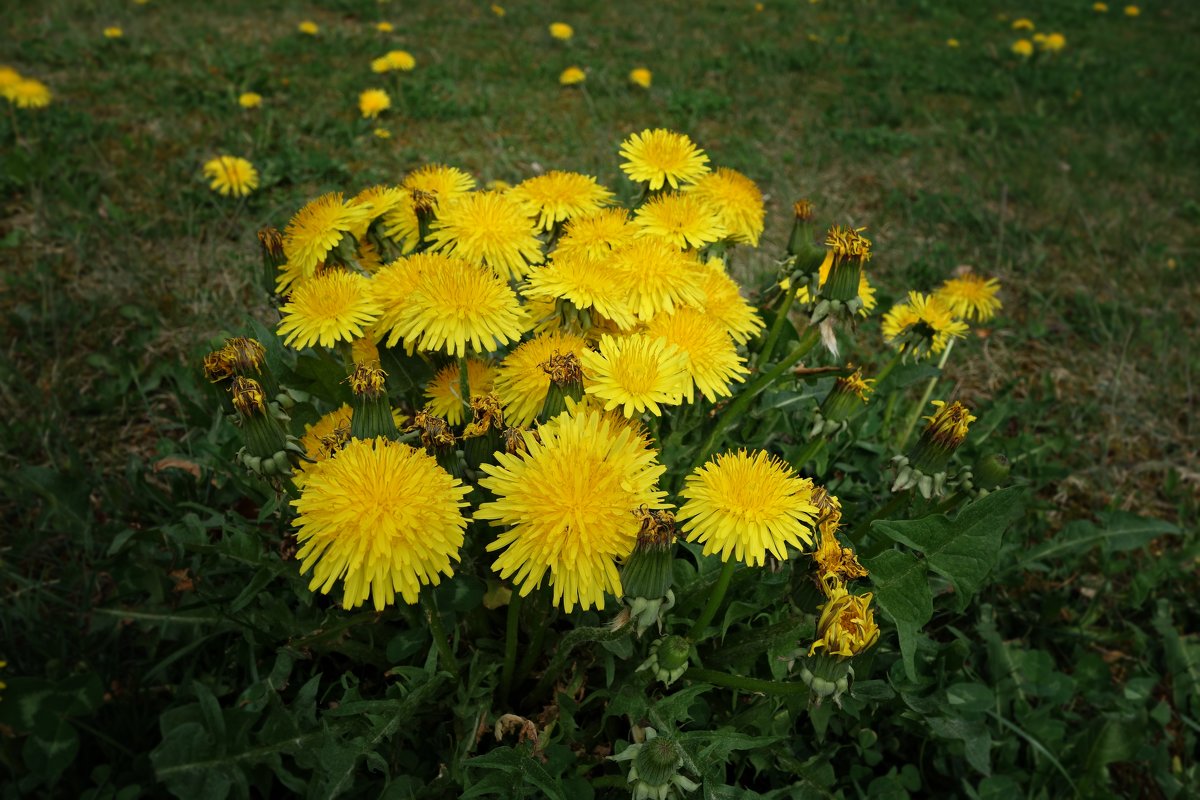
1;1;1197;798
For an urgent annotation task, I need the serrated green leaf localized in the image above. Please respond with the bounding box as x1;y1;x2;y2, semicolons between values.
863;549;932;680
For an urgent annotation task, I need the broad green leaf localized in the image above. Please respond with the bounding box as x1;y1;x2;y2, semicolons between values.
875;487;1025;611
1025;510;1178;563
863;549;932;680
945;682;994;714
926;716;991;775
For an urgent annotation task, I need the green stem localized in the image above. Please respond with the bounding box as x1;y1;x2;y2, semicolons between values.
848;491;909;549
687;558;737;641
682;668;810;696
791;436;825;472
422;592;459;680
756;282;798;370
500;591;522;702
873;350;904;387
895;339;955;449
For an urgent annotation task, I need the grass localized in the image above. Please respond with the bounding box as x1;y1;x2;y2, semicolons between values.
1;0;1197;795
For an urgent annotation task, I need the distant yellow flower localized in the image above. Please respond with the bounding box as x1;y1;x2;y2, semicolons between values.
1041;32;1066;51
554;208;637;261
425;359;499;425
277;270;381;349
755;2;764;11
1124;5;1140;16
294;437;469;610
619;128;711;190
559;66;586;85
610;238;708;321
809;587;880;658
1011;39;1034;57
486;179;511;191
629;67;652;88
580;333;690;418
373;127;390;138
494;330;590;425
509;170;614;231
375;21;394;32
696;258;764;344
4;78;52;109
0;66;21;91
683;168;766;246
946;38;960;48
881;291;969;359
477;405;667;613
491;4;505;16
283;193;375;281
371;49;415;73
634;192;728;250
428;191;544;280
359;88;391;118
1093;2;1108;10
238;91;262;109
936;273;1002;321
645;307;748;403
1011;18;1034;31
549;22;574;40
103;26;123;38
677;450;818;566
298;20;319;35
202;155;259;197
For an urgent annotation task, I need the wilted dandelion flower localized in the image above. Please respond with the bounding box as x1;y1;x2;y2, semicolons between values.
677;450;818;566
298;20;319;35
238;91;262;108
646;308;748;403
202;156;259;197
425;359;499;425
277;270;381;349
634;192;728;250
809;587;880;658
428;191;544;280
696;258;765;344
359;88;391;118
629;67;652;88
580;333;690;418
609;238;708;320
549;22;574;40
103;26;123;38
619;128;711;191
554;208;637;261
4;78;52;109
283;193;375;279
509;171;614;231
559;66;586;86
477;405;668;613
882;291;969;358
935;273;1002;322
294;437;469;610
1011;39;1034;57
371;49;415;73
683;168;766;246
381;255;526;355
494;330;589;426
522;253;639;331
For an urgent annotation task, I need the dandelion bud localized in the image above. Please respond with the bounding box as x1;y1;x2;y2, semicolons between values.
621;509;678;635
230;377;291;470
501;425;536;456
909;400;974;475
462;392;505;468
349;364;398;441
202;348;236;383
787;199;820;265
611;728;701;800
409;410;460;477
636;635;692;686
820;366;874;423
225;337;267;374
257;227;286;267
819;225;871;304
230;376;267;417
540;351;584;420
809;588;880;659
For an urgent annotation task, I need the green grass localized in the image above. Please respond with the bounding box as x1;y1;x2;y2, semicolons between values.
1;0;1197;797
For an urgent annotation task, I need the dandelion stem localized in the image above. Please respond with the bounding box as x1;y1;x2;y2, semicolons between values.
422;592;460;680
500;591;522;703
755;282;797;369
687;558;737;641
895;339;955;449
873;350;904;387
791;435;825;472
682;667;809;696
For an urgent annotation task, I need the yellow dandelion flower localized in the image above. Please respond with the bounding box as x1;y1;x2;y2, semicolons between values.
619;128;711;191
294;437;469;610
298;20;319;35
580;333;690;418
4;78;52;109
351;335;381;366
646;308;748;403
696;258;765;344
238;91;262;108
812;517;868;589
277;270;382;349
609;238;708;320
554;208;637;261
369;253;431;339
1093;2;1108;10
375;21;394;32
494;330;589;426
629;67;652;88
371;49;416;73
1124;5;1140;16
634;191;728;250
428;191;544;280
1012;39;1034;57
359;88;391;118
476;406;667;613
0;67;22;90
809;588;880;658
373;127;390;139
299;404;354;461
549;22;574;40
559;66;586;86
881;291;969;359
858;272;878;314
381;255;526;355
920;400;976;452
683;168;765;246
202;156;259;198
1040;32;1066;52
509;171;614;232
424;359;499;425
283;193;375;279
1011;18;1035;31
491;4;506;17
103;26;123;38
677;450;818;566
935;273;1002;322
522;252;639;331
946;38;960;48
403;163;476;208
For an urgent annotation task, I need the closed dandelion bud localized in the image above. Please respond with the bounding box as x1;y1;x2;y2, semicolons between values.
908;400;975;476
809;587;880;660
231;377;289;464
349;363;398;441
820;366;874;423
975;453;1010;490
540;351;584;420
622;509;678;635
501;425;537;456
225;337;266;374
257;226;286;295
611;728;701;800
410;189;437;243
230;376;267;418
637;635;691;686
819;225;871;304
409;410;461;477
203;348;236;383
787;200;823;274
462;392;505;468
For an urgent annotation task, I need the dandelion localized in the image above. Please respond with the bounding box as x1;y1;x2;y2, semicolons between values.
425;359;499;425
522;252;639;331
645;308;748;403
375;21;394;32
298;20;319;35
696;258;764;344
629;67;652;88
1011;18;1035;31
202;156;259;197
294;437;470;610
610;238;708;321
1040;32;1066;52
0;66;21;91
1011;39;1034;57
103;26;124;38
808;588;880;658
402;163;476;208
683;168;766;246
277;270;381;349
634;192;728;250
676;450;818;566
554;208;637;261
4;78;52;109
509;171;614;232
374;127;390;138
580;334;690;418
619;128;711;191
476;405;668;613
282;193;375;280
494;330;590;426
371;50;416;73
491;4;505;16
946;38;960;48
559;66;586;86
1124;5;1140;16
1093;2;1108;10
428;191;544;280
359;88;391;118
549;22;574;40
881;291;969;359
936;272;1002;322
238;91;262;108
